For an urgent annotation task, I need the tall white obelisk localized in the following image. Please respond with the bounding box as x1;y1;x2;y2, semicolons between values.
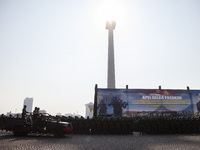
106;21;116;89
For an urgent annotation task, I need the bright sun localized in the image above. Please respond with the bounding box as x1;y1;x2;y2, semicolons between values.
95;0;126;27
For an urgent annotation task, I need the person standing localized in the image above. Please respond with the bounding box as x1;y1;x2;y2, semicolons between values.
197;93;200;113
22;105;28;120
33;107;38;124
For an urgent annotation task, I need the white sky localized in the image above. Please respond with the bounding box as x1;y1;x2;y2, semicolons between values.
0;0;200;116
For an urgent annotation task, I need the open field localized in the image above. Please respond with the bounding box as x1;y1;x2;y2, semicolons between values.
1;131;200;150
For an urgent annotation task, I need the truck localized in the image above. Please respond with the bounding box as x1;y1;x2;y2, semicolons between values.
0;114;73;138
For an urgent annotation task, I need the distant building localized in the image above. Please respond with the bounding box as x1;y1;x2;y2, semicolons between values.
39;109;47;114
64;113;73;117
64;113;81;118
6;111;14;117
56;113;62;116
23;97;33;113
85;102;94;118
6;112;21;118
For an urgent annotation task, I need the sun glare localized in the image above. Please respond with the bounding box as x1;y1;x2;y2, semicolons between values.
95;0;127;28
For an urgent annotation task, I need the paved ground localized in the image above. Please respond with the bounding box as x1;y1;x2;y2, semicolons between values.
1;131;200;150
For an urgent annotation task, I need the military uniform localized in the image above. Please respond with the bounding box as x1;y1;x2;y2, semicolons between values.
102;118;108;134
85;117;91;134
197;101;200;112
22;105;28;120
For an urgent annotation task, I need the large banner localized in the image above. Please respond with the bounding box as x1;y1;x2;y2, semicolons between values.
96;88;200;117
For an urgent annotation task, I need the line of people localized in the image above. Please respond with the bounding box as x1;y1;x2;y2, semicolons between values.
58;115;200;135
59;116;134;135
139;116;200;135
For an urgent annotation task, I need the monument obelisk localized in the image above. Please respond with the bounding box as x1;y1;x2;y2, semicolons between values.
106;21;116;89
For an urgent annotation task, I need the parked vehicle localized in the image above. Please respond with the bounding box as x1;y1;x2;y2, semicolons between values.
0;114;73;137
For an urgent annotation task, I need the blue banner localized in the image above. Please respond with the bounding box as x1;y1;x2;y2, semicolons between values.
97;88;200;117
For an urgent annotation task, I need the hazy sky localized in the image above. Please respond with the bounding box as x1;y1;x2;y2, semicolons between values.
0;0;200;116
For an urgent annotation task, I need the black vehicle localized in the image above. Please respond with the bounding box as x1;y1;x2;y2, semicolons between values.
0;114;73;137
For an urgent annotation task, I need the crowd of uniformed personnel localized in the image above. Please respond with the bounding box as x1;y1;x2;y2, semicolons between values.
59;116;135;135
1;112;200;135
138;116;200;135
57;115;200;135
